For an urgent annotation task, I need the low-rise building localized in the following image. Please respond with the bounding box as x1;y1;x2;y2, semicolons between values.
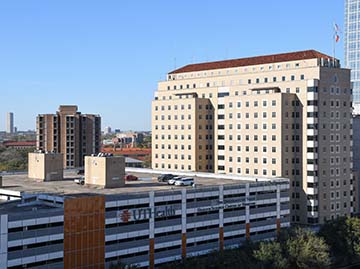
116;132;144;148
0;171;289;269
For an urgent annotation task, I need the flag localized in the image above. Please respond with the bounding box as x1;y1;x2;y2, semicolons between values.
334;23;340;33
335;34;340;43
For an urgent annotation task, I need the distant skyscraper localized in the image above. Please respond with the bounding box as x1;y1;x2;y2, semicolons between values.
36;105;101;168
104;126;112;135
6;112;14;133
345;0;360;105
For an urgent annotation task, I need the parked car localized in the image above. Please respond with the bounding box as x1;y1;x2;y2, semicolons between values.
168;176;183;185
157;174;175;182
74;176;85;185
174;177;194;186
124;174;138;181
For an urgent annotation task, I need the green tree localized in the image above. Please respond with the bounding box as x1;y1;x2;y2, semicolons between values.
160;242;260;269
254;241;287;269
320;216;360;265
286;228;330;269
0;147;35;171
345;216;360;257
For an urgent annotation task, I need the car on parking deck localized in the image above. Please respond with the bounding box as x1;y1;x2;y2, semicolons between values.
124;174;138;181
168;176;183;185
157;174;176;182
174;177;194;186
74;176;85;185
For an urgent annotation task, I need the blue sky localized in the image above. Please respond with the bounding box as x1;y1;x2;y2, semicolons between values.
0;0;344;131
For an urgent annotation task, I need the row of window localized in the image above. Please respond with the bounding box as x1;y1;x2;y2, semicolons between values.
218;156;278;164
150;143;349;155
169;62;303;80
154;154;213;161
154;163;194;170
154;104;193;111
154;124;213;130
154;114;214;121
218;133;278;142
221;99;284;109
218;145;278;153
309;157;350;166
154;144;213;150
166;74;305;90
218;166;277;176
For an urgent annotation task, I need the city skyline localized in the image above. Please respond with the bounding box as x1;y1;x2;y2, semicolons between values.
0;1;343;131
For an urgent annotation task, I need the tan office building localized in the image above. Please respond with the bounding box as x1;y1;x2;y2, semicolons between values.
36;105;101;168
152;50;354;225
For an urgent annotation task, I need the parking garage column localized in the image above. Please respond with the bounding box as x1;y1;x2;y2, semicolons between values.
219;185;224;251
149;191;155;269
181;189;187;259
245;183;250;240
0;214;8;269
276;184;281;236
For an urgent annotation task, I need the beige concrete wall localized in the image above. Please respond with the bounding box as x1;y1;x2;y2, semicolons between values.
85;156;125;188
152;96;214;172
28;152;63;181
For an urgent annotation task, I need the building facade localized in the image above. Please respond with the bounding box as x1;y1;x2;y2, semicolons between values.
6;113;14;134
0;179;289;269
116;132;144;148
152;50;354;225
345;0;360;106
36;105;101;168
354;115;360;172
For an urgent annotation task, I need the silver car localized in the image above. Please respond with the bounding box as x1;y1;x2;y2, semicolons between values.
174;177;194;186
168;176;183;185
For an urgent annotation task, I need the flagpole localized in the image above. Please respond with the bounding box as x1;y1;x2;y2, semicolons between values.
333;31;335;67
333;22;340;67
333;22;336;67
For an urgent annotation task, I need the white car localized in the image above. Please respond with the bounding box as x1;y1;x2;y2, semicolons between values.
174;177;194;186
74;176;85;185
168;176;183;185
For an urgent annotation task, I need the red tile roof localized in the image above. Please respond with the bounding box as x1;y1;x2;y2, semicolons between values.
169;50;333;74
101;148;151;161
2;141;36;147
101;147;151;156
